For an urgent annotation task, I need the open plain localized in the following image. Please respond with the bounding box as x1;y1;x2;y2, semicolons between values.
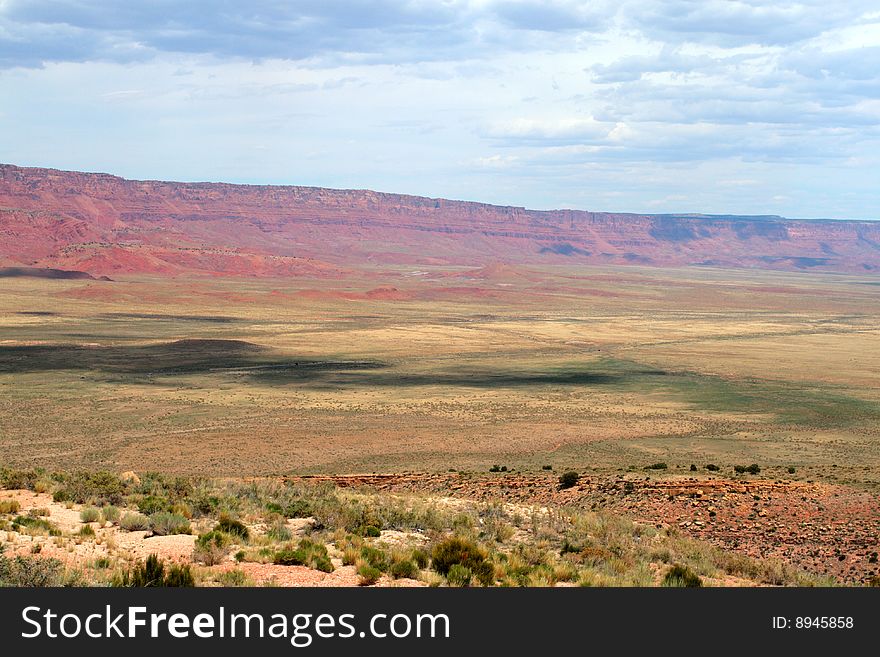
2;262;879;584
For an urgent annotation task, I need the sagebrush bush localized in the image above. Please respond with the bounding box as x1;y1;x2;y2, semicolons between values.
80;506;101;523
558;471;579;490
101;505;120;523
119;512;151;532
149;512;191;536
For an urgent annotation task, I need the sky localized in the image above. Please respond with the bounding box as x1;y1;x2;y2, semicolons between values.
1;1;878;219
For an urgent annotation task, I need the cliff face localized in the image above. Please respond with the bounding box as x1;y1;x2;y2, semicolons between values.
1;163;878;276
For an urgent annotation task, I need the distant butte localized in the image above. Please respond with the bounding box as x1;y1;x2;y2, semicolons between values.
1;163;878;276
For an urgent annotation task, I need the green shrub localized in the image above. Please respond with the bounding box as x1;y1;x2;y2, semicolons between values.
119;512;151;532
357;562;381;585
787;466;797;475
734;464;761;475
363;525;381;538
558;471;579;490
54;471;125;505
215;515;250;541
273;539;334;572
411;548;429;569
149;512;191;536
138;495;170;515
1;468;43;491
164;563;196;587
390;560;419;579
101;505;120;523
112;554;194;587
430;537;493;586
78;524;95;537
80;506;101;523
0;555;64;587
359;545;388;571
705;464;720;472
217;569;249;586
283;500;312;518
0;499;21;514
193;531;231;566
446;564;473;587
645;463;668;470
541;465;553;470
662;564;703;588
690;464;697;472
11;515;61;536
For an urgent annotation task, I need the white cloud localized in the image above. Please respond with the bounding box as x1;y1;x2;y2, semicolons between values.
0;1;877;219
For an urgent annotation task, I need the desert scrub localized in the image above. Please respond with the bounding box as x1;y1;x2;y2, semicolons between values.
389;559;420;580
113;554;195;587
193;531;232;566
119;512;151;532
149;512;191;536
359;545;389;572
446;564;473;587
431;537;494;586
11;515;61;536
356;561;382;585
80;506;101;523
78;524;96;537
266;519;292;542
137;495;171;515
0;554;65;587
215;515;250;541
558;471;579;490
216;569;251;587
52;471;125;505
0;499;21;514
273;538;334;572
662;564;703;587
0;467;47;492
101;505;120;523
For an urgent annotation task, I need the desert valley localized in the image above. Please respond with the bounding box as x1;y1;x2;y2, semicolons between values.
1;164;878;587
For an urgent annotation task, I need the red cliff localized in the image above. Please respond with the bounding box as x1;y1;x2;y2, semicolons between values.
1;163;878;276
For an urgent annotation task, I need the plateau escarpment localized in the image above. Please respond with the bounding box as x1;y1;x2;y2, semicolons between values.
1;163;878;277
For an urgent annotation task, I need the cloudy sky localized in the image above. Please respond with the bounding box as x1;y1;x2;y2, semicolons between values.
1;1;878;219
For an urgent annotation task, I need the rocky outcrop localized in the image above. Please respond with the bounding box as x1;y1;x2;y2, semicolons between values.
1;163;878;276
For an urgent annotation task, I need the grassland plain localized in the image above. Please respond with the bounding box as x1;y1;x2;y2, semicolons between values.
1;264;879;583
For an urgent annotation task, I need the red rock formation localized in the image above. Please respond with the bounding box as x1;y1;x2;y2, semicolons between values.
1;163;878;276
